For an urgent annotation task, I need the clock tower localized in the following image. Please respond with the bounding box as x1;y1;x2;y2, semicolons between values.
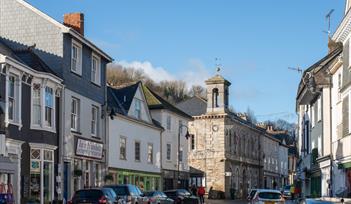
205;74;231;114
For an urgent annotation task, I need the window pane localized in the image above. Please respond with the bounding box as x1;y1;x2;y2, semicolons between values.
135;142;140;161
31;149;41;160
8;76;15;98
148;144;153;163
8;99;14;120
120;138;126;160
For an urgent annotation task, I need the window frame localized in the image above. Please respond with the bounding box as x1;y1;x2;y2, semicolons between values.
166;143;171;161
91;105;99;137
120;137;127;160
44;86;54;128
135;141;141;162
71;97;80;132
317;97;322;122
134;99;142;119
91;53;101;85
7;74;17;122
71;40;82;75
166;115;171;130
147;143;153;164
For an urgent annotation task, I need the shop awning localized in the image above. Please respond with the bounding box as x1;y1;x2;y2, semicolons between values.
338;162;351;169
0;156;16;174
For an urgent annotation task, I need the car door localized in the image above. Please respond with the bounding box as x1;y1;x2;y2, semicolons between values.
159;192;172;204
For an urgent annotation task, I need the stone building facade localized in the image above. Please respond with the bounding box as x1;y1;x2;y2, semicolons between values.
185;74;265;199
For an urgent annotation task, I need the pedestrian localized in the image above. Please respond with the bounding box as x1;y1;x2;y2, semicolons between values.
191;184;197;196
290;185;295;200
197;185;205;204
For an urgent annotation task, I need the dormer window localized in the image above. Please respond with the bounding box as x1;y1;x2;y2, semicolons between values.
71;40;82;75
91;53;101;85
134;99;141;119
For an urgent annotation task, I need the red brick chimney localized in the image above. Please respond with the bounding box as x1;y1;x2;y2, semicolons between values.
63;13;84;36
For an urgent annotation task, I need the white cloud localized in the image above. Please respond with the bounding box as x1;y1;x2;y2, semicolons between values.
117;60;175;83
115;59;211;88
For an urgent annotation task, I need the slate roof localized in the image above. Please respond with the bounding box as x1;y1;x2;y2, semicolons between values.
107;82;164;130
0;40;58;77
13;49;58;76
143;86;192;119
176;96;207;117
108;82;140;115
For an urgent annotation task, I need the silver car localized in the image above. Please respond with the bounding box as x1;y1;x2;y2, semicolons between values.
250;189;285;204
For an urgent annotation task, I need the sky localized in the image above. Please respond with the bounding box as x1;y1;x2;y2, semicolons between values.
27;0;345;123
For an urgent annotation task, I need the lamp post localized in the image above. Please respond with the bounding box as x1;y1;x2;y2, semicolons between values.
178;124;190;188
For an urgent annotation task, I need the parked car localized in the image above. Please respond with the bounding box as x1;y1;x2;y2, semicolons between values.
104;184;144;204
250;189;285;204
164;189;199;204
142;191;174;204
68;188;118;204
282;185;292;199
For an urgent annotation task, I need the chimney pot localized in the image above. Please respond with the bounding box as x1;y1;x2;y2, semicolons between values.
64;13;84;36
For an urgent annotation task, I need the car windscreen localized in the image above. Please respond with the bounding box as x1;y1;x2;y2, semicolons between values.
177;189;191;196
284;186;291;190
144;191;155;197
111;186;129;196
75;190;103;199
258;192;282;200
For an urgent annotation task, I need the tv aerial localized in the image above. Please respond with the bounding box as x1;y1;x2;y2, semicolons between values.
288;67;303;74
323;9;335;37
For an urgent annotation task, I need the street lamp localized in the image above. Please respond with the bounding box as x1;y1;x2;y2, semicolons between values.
178;124;190;188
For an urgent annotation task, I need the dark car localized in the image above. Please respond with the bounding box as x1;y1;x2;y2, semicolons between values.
68;188;117;204
164;189;199;204
104;184;144;204
142;191;174;204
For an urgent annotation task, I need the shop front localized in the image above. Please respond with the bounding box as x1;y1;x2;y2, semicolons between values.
109;168;161;191
71;137;104;192
1;137;23;204
163;169;189;190
26;143;57;204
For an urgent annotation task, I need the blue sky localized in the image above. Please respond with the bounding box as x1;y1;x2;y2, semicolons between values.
28;0;345;122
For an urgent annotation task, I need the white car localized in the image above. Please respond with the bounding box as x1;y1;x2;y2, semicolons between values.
250;189;285;204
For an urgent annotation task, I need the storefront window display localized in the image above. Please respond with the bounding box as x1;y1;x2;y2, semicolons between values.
30;148;54;204
0;173;14;204
113;170;161;191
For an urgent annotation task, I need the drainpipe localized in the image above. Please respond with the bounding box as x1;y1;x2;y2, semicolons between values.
329;75;333;197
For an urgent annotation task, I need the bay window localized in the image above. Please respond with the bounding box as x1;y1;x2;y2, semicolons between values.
7;74;20;124
32;84;41;125
45;87;53;127
8;75;15;121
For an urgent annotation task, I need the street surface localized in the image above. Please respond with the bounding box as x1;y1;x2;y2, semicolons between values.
205;199;296;204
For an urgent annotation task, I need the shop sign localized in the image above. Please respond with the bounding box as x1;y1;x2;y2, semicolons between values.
76;138;103;159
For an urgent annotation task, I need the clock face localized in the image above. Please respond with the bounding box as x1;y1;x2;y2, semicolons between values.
212;125;219;132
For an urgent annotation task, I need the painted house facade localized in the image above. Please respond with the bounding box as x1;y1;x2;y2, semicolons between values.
0;40;63;204
143;86;192;190
0;0;113;201
107;82;163;191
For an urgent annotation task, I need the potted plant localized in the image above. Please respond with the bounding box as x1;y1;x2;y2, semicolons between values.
73;169;83;177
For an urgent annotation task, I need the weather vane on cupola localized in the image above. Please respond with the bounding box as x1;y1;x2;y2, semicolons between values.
215;57;222;74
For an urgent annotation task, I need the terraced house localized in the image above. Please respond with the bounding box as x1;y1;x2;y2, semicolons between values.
0;0;112;202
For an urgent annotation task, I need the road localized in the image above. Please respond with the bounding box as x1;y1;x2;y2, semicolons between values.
205;199;296;204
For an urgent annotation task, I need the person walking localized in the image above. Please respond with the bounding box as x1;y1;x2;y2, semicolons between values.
197;185;205;204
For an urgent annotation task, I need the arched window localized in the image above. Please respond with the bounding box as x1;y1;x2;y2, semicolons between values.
212;88;219;108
